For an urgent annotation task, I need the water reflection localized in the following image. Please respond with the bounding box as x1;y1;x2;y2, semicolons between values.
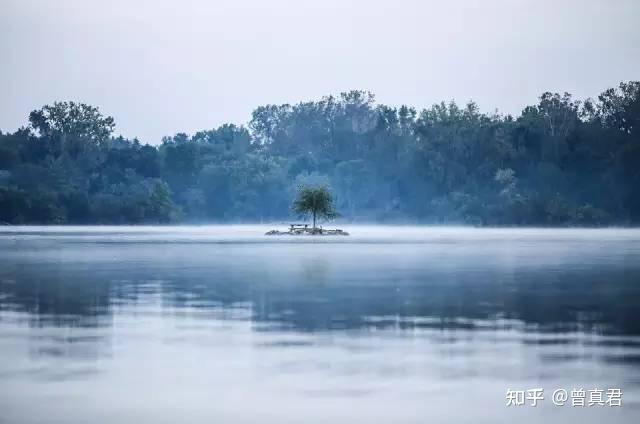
1;227;640;423
2;255;638;336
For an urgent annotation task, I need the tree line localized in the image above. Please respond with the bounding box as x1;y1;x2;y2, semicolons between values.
0;81;639;225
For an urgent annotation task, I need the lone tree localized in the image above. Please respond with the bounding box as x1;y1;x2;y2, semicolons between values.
292;185;338;229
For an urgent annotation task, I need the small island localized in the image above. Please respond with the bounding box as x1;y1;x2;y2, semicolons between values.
266;186;349;236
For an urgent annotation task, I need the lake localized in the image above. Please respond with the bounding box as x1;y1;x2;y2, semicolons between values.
1;226;639;423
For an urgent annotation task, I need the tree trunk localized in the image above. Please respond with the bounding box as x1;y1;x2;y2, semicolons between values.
313;210;316;229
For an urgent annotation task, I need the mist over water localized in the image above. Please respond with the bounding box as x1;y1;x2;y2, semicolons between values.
1;226;639;423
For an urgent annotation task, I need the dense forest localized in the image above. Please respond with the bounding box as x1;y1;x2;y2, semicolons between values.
1;81;639;225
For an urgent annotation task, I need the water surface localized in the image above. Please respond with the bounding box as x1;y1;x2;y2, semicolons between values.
1;226;639;423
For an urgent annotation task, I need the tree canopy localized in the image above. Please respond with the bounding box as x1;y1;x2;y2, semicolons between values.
1;81;639;225
28;101;115;143
292;185;338;228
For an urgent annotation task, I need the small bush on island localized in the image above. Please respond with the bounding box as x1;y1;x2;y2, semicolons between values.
292;185;338;230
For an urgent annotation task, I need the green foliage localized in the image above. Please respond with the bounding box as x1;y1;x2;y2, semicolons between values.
292;185;338;228
1;82;640;225
29;101;115;143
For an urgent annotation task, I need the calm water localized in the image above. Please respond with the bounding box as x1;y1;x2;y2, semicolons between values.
1;226;640;423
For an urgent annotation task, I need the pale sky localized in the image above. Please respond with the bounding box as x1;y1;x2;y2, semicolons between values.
1;0;639;144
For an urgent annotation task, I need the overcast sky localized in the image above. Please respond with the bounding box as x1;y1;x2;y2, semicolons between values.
1;0;639;144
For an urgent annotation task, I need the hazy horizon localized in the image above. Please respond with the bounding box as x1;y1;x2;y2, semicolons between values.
2;0;639;144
